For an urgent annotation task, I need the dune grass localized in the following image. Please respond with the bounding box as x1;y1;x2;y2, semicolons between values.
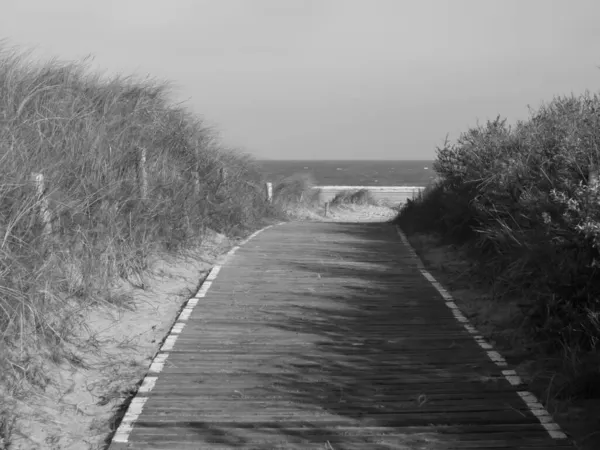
329;188;378;206
269;184;389;221
270;181;383;220
0;42;280;445
395;94;600;435
270;172;322;218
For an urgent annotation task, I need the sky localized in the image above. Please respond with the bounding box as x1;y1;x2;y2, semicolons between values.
1;0;599;160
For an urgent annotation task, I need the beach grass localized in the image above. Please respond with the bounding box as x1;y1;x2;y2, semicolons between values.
0;42;280;445
329;188;378;206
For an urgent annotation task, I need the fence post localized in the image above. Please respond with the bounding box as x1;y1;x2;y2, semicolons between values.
138;147;148;201
324;202;330;217
31;172;52;238
193;172;201;197
590;163;599;188
265;182;273;203
192;147;201;198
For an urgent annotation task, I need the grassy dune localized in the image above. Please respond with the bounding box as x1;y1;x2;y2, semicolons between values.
329;188;378;206
0;44;283;446
271;179;386;221
270;173;322;219
395;95;600;448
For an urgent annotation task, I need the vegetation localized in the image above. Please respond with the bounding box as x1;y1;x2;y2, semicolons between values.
271;183;381;220
0;43;281;444
329;188;378;206
271;172;322;218
395;93;600;410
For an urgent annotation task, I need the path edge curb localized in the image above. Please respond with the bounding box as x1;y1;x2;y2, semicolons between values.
395;225;570;442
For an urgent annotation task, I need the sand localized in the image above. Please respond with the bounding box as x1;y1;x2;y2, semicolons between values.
319;203;398;223
288;203;399;223
8;229;233;450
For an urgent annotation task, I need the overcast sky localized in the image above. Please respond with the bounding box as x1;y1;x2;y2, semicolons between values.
2;0;599;160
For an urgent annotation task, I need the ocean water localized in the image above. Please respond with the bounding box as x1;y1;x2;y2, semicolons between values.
257;160;436;187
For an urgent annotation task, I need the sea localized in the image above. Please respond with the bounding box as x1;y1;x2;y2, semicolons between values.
256;160;435;187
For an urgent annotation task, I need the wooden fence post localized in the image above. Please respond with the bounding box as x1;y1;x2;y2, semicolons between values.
193;147;201;198
193;171;201;198
138;147;148;200
324;202;330;217
31;172;52;237
589;163;599;188
265;182;273;203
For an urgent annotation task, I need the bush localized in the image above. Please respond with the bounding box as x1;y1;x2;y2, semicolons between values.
330;189;378;206
396;93;600;352
271;173;320;215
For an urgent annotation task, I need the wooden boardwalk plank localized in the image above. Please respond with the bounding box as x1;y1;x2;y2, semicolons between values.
110;222;574;449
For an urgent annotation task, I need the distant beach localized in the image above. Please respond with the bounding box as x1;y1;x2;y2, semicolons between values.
257;160;435;186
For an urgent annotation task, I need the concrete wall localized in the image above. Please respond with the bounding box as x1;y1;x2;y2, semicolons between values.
314;186;425;206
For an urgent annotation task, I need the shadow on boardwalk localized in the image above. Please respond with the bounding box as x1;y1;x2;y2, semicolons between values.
121;221;572;449
218;223;549;447
244;223;481;448
251;224;451;448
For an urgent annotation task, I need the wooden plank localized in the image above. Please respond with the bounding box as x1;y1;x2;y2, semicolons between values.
110;222;574;449
132;412;544;426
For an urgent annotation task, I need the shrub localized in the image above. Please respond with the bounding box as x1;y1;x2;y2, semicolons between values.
330;189;378;206
396;93;600;352
271;172;320;215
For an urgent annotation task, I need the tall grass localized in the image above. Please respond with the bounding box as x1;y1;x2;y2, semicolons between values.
329;188;378;206
271;173;321;217
396;94;600;356
0;43;273;401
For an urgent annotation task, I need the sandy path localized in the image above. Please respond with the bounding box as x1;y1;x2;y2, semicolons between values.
320;203;398;222
290;203;399;223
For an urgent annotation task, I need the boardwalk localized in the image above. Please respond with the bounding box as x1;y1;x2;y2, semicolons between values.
110;222;575;449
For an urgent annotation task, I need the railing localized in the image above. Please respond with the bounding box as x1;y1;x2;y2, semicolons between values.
262;183;426;205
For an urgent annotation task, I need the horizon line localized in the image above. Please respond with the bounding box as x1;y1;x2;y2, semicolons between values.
255;158;435;161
